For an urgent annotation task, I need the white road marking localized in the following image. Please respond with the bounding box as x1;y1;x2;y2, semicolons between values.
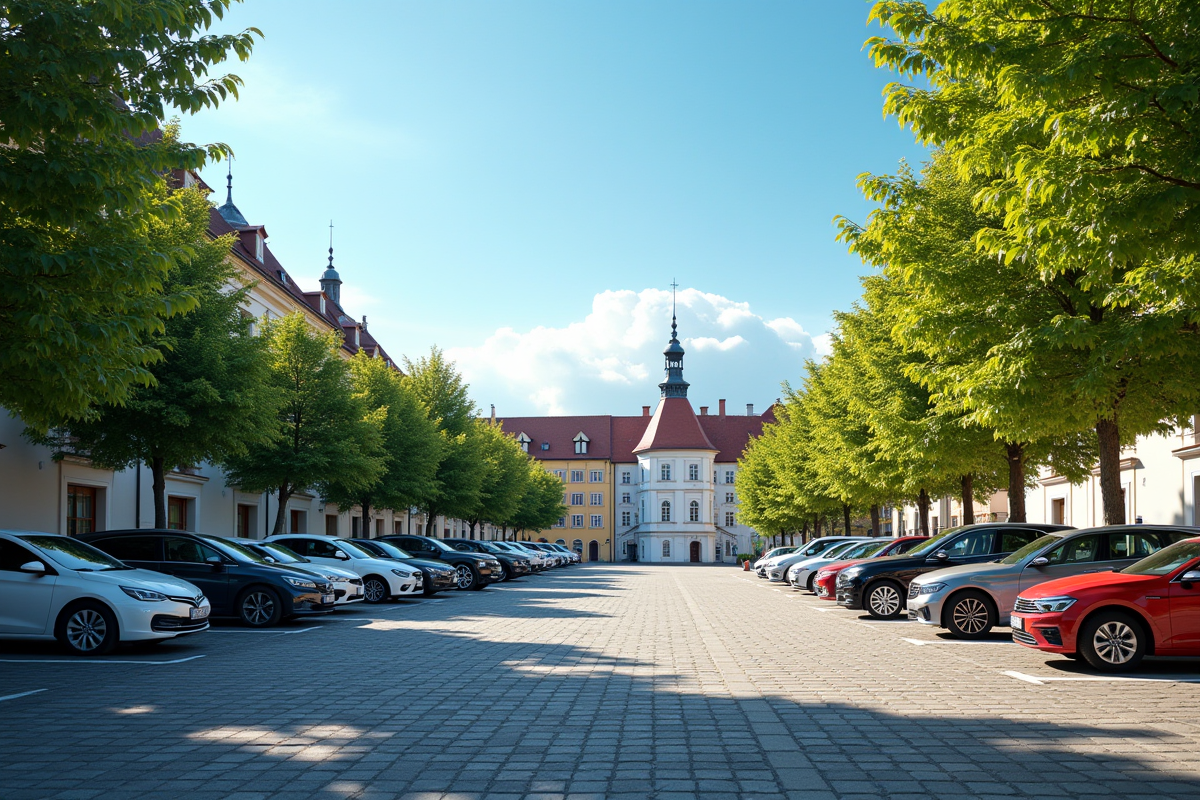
0;689;47;702
903;638;1013;646
1002;669;1200;686
208;626;318;635
0;655;205;665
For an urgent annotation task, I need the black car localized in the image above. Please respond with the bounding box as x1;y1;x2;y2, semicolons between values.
380;534;502;591
445;539;532;581
350;539;458;595
79;529;337;627
835;523;1074;619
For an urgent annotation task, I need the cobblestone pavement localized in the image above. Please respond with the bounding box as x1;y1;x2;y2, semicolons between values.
2;564;1200;800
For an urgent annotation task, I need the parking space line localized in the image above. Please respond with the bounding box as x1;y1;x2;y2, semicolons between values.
0;689;47;703
1002;669;1200;686
902;638;1013;646
0;655;204;665
207;627;318;636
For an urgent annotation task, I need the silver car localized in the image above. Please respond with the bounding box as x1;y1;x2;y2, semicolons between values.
753;546;799;576
788;538;891;592
907;525;1199;638
764;537;870;582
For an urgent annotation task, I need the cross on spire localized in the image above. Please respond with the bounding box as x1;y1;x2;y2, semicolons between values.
328;220;335;268
669;279;679;336
225;156;234;206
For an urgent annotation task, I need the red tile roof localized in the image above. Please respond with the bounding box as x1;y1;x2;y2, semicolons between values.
495;416;614;460
633;397;717;453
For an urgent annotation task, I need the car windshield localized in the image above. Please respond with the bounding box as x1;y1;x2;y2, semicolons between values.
842;541;888;559
255;543;306;564
479;543;505;554
1122;540;1200;576
336;540;379;559
422;537;455;552
906;527;966;558
21;535;131;572
200;536;268;564
999;534;1062;565
370;540;412;558
819;541;863;559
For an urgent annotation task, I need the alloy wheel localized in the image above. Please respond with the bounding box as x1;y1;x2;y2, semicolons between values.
1093;620;1138;665
242;591;276;626
951;597;990;635
65;609;107;653
455;564;475;589
868;585;901;617
364;578;387;603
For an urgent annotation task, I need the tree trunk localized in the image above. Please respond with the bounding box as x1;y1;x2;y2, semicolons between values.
960;474;975;526
814;514;821;536
842;504;852;537
150;455;167;529
360;497;372;538
869;504;880;537
1005;441;1027;522
917;488;930;536
801;520;809;543
272;485;291;536
424;512;437;537
1096;416;1126;525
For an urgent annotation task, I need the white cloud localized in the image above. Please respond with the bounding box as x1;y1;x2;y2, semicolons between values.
448;288;825;416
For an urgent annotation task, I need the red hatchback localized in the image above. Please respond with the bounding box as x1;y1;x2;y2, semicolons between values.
1011;537;1200;671
813;536;929;600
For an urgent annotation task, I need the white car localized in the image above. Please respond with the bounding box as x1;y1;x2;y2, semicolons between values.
754;546;800;575
787;539;887;591
266;534;422;603
238;539;364;606
497;542;549;570
763;537;870;582
0;530;211;656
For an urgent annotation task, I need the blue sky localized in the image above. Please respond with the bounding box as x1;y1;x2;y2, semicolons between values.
182;0;925;416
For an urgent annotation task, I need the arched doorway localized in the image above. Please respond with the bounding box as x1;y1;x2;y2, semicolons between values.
588;540;599;562
689;541;701;562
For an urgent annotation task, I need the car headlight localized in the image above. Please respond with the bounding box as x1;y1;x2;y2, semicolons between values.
391;569;414;578
914;582;946;595
1031;596;1077;613
838;569;861;584
283;576;318;589
121;586;167;602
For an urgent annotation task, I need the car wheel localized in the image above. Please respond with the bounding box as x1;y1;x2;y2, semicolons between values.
1078;610;1147;672
806;574;818;593
944;590;995;639
455;564;478;590
238;587;282;628
56;601;119;656
864;581;903;620
362;575;390;604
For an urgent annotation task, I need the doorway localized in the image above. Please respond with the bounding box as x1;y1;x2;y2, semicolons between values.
689;541;701;562
588;540;599;561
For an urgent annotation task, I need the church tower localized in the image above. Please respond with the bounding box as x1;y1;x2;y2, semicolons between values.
658;310;690;398
320;221;342;307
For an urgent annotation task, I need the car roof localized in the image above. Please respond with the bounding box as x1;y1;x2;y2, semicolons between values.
0;529;60;537
1067;524;1200;534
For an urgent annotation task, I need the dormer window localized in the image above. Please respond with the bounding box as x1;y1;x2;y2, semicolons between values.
255;232;264;261
517;432;531;453
320;296;326;315
573;432;590;455
355;327;361;348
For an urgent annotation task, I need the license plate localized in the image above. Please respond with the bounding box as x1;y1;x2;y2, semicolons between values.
190;606;210;620
322;594;335;604
1011;616;1024;631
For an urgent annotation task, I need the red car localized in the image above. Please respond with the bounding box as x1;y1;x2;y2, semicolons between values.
813;536;929;600
1012;537;1200;671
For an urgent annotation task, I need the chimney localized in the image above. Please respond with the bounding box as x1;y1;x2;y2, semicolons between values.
361;315;368;330
719;399;726;416
490;404;496;423
642;405;651;417
700;406;708;416
746;403;754;416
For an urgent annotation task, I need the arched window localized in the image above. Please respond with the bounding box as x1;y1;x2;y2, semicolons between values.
662;540;671;557
660;500;671;522
689;500;700;522
572;538;583;553
555;538;566;546
660;463;671;481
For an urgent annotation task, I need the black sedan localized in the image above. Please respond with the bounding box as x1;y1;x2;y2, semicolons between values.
351;539;458;595
380;534;502;590
80;529;336;627
444;539;532;581
835;523;1074;619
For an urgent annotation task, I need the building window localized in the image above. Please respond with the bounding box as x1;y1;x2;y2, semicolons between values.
289;509;306;534
574;432;589;454
725;492;735;503
255;233;264;261
237;504;255;538
167;496;189;531
621;511;631;526
660;463;672;481
689;500;700;522
554;517;566;528
571;514;584;528
517;433;531;453
570;470;584;483
590;493;603;506
590;515;602;528
66;485;97;536
725;511;735;526
572;538;583;553
662;540;671;558
724;470;735;484
553;469;566;481
660;500;671;522
688;463;699;481
621;471;631;484
590;470;604;482
325;514;338;536
570;492;584;505
621;492;631;504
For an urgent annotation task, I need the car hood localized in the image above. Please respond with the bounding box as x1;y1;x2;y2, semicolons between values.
817;558;871;575
74;567;204;597
1019;570;1158;599
403;558;455;571
911;561;1014;585
302;563;359;581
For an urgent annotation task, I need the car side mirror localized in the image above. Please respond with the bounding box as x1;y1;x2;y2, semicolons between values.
1181;569;1200;587
934;551;949;561
1030;556;1050;568
264;556;277;563
206;556;225;571
19;560;46;575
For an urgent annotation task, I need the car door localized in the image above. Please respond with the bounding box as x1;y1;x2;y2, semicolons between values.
162;537;232;611
280;537;345;569
399;536;441;561
1166;558;1200;652
0;538;58;634
1018;534;1104;592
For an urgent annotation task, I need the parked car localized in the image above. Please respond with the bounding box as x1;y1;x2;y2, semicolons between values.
527;542;568;567
765;537;871;582
909;525;1199;638
753;546;799;574
493;541;550;571
546;543;581;564
836;523;1072;619
266;534;422;602
0;530;211;655
444;539;532;581
349;539;458;595
812;536;930;599
80;529;335;628
381;535;501;590
1011;537;1200;671
234;539;364;606
789;539;893;592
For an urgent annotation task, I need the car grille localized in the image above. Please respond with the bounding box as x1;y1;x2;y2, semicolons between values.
908;584;920;600
1012;629;1037;646
166;594;204;608
151;615;209;633
1013;597;1039;614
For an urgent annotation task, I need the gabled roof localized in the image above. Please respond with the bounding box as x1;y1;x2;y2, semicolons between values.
495;416;613;460
633;397;717;453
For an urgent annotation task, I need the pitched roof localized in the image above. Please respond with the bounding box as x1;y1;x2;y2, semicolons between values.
633;397;717;453
495;416;614;460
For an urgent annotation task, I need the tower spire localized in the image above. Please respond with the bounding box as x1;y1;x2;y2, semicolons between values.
215;154;249;227
328;220;335;268
320;218;343;307
659;282;688;398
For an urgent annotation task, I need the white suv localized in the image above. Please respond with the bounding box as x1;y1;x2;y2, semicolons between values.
0;530;211;655
267;535;422;603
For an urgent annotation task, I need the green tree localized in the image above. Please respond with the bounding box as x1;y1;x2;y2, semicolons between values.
322;351;442;531
34;185;275;527
223;313;385;536
1;0;259;430
505;463;568;540
404;347;483;534
463;421;529;537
